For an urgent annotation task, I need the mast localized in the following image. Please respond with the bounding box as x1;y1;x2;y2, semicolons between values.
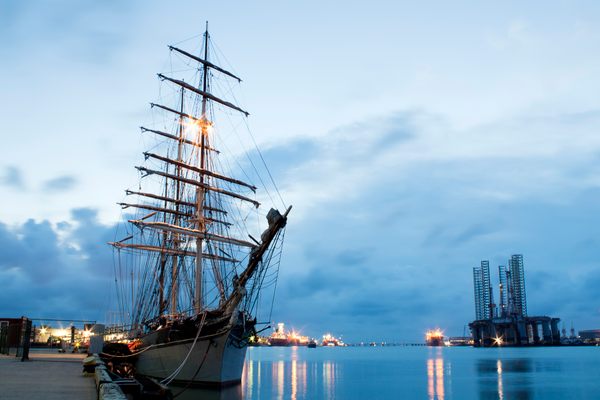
170;87;185;315
157;175;168;315
195;22;210;314
109;25;291;324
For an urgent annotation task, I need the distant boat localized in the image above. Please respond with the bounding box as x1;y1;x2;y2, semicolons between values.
425;329;445;346
267;323;309;346
105;24;291;387
322;333;345;347
448;336;473;346
307;340;317;348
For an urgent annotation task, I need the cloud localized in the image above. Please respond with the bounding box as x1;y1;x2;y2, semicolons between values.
0;0;136;64
1;166;25;189
262;106;600;341
42;175;78;192
0;208;117;321
2;105;600;341
423;223;499;248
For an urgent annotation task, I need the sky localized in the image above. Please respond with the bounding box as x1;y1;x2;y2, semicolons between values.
1;0;600;342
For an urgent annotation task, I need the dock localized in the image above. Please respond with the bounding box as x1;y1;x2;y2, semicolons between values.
0;352;95;400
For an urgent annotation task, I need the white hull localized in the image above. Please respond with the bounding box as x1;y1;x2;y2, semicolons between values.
135;328;248;386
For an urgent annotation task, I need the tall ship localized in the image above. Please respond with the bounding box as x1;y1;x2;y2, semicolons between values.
106;25;291;386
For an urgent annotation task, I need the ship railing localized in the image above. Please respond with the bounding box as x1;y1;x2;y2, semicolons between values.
103;324;138;341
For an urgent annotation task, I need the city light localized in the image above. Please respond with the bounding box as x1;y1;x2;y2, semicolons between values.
53;329;67;337
425;329;444;340
493;336;504;346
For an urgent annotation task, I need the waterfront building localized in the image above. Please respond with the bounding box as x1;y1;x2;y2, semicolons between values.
498;265;509;317
469;254;559;347
473;261;492;320
508;254;527;317
578;329;600;341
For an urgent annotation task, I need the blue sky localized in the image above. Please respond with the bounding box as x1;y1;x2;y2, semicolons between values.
1;1;600;341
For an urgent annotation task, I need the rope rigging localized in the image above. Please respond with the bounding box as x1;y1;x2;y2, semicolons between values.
105;31;290;390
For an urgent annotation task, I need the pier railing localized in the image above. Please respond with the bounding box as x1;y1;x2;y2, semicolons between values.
103;324;137;341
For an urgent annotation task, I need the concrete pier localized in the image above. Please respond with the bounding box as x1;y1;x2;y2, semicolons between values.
0;352;95;400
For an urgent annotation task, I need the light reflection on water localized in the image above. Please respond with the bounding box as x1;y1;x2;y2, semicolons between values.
427;354;445;399
476;358;535;400
497;360;503;400
172;346;599;399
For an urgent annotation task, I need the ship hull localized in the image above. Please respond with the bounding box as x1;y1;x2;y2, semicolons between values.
135;326;248;386
426;338;444;346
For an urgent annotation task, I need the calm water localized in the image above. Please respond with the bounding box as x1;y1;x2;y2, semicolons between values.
177;346;600;399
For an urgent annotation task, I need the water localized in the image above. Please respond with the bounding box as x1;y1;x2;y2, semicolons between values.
176;345;600;400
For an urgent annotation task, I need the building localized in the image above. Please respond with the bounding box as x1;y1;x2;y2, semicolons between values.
469;254;560;347
508;254;527;317
0;317;33;357
470;315;561;347
578;329;600;341
473;261;492;320
474;255;528;320
498;265;509;317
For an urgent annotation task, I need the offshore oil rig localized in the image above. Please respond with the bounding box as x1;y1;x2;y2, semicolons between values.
469;255;561;347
